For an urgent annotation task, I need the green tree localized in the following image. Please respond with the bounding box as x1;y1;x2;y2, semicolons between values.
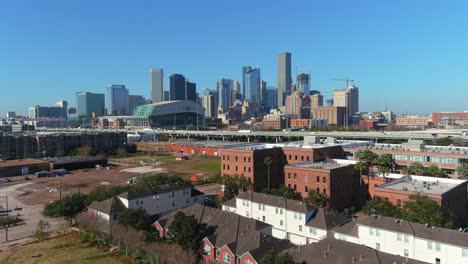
168;211;199;251
379;166;390;176
354;161;369;175
306;189;328;207
434;137;454;146
34;220;50;241
262;186;301;200
43;193;87;221
132;174;188;190
403;162;425;175
401;194;452;228
456;163;468;179
86;186;129;205
376;154;394;170
259;251;295;264
355;150;379;163
424;165;447;178
117;208;153;231
362;197;402;217
222;175;240;202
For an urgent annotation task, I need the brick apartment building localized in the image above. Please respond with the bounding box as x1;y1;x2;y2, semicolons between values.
395;117;430;129
284;160;357;210
290;119;310;129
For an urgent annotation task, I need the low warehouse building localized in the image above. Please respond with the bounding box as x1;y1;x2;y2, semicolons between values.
47;156;108;171
0;159;49;178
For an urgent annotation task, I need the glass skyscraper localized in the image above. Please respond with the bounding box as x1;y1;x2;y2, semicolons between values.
106;84;129;115
76;92;105;117
244;68;261;105
170;74;186;101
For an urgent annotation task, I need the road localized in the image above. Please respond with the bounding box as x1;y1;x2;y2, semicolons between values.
0;182;62;245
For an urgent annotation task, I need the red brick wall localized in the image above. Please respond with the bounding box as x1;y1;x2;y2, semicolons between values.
201;239;216;263
240;253;258;264
216;246;235;264
168;144;222;157
153;222;165;238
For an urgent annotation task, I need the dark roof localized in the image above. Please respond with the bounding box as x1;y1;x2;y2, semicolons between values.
291;237;426;264
88;197;126;215
118;183;191;200
222;197;237;208
247;236;293;260
332;220;359;237
306;208;350;230
190;188;204;197
46;156;107;164
343;215;468;248
0;158;48;168
237;191;315;213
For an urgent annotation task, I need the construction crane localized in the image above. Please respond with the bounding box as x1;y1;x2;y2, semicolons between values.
330;78;354;89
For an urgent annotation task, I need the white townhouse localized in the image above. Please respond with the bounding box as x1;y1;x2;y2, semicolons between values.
88;183;204;224
222;191;349;245
333;215;468;264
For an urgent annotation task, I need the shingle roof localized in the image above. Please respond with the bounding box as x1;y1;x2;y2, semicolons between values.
88;197;126;215
306;208;350;230
341;215;468;248
237;191;315;213
222;197;237;208
291;237;426;264
332;219;359;237
118;183;191;200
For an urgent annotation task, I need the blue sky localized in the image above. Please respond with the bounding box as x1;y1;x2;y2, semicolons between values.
1;0;467;115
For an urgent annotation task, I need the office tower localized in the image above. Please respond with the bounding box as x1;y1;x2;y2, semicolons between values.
6;112;16;119
277;52;292;107
164;91;170;101
217;79;233;111
201;93;216;117
106;84;129;115
233;80;241;100
326;99;334;106
28;105;64;118
333;85;359;125
76;92;105;117
185;80;197;101
310;90;320;96
242;66;252;100
285;91;311;119
170;74;186;100
312;106;346;127
260;80;268;107
128;95;146;114
150;68;164;103
310;93;323;110
296;73;310;95
56;101;68;119
266;87;277;108
244;68;261;105
291;83;296;94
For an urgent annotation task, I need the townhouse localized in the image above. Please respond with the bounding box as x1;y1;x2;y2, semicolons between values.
222;191;349;245
333;215;468;264
153;204;293;264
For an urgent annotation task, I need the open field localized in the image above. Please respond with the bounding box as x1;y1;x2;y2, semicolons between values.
0;233;130;264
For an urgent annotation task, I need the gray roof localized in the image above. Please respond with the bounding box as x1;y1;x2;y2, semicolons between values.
237;191;316;213
222;197;237;208
118;183;191;200
306;208;350;230
88;197;126;215
291;237;426;264
338;215;468;248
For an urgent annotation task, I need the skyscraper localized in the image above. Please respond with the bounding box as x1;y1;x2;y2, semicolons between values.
333;85;359;125
244;68;261;105
56;100;68;119
242;66;252;100
150;68;164;103
76;92;105;117
170;74;186;101
266;87;277;108
106;84;129;115
277;52;292;107
285;91;311;119
185;80;197;101
201;92;216;117
217;79;233;111
296;73;310;95
233;80;241;100
128;95;146;114
260;80;268;107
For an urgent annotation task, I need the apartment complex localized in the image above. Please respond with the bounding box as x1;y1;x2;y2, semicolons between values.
333;215;468;264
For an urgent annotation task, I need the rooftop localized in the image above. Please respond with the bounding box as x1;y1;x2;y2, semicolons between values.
377;175;466;195
289;160;353;170
0;158;48;168
118;182;193;200
235;191;316;213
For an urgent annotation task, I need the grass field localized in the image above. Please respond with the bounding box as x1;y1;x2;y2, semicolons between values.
0;233;129;264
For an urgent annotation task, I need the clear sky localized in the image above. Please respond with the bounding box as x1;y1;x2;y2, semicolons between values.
1;0;467;115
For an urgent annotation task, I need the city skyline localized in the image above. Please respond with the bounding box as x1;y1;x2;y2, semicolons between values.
2;0;468;115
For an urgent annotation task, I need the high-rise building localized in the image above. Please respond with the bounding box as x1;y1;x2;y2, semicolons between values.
128;95;146;114
106;84;129;115
333;85;359;125
76;92;105;117
285;91;311;119
170;74;186;101
201;93;216;118
277;52;292;107
242;66;252;100
245;68;261;105
313;106;346;126
185;80;197;101
260;80;268;107
296;73;310;95
6;112;16;119
163;91;170;101
150;68;164;103
266;87;277;108
217;79;233;111
233;80;241;100
310;93;323;118
28;103;67;119
56;101;68;119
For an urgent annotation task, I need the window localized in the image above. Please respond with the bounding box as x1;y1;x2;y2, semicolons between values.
280;220;283;226
376;243;380;250
404;249;408;257
288;184;291;188
227;156;230;161
246;211;249;217
244;167;246;172
323;177;326;184
307;156;310;161
309;228;317;235
289;155;292;160
244;157;246;162
404;235;409;243
397;199;401;207
427;241;433;250
301;156;304;161
435;258;440;264
316;188;320;193
280;209;283;215
293;173;297;180
203;245;211;255
262;216;266;222
242;200;246;206
294;213;297;219
298;214;302;220
245;260;253;264
258;204;261;210
294;184;297;191
275;208;278;214
397;233;402;241
462;248;468;257
248;167;251;173
223;164;226;170
323;188;326;194
295;155;297;160
262;205;265;211
223;253;231;263
435;242;441;251
305;186;308;193
235;166;238;172
223;155;225;160
248;157;251;162
172;201;175;207
369;228;374;236
288;173;291;179
299;225;302;231
376;229;381;237
316;176;320;182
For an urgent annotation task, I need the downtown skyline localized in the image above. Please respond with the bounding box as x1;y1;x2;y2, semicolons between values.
2;0;468;115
